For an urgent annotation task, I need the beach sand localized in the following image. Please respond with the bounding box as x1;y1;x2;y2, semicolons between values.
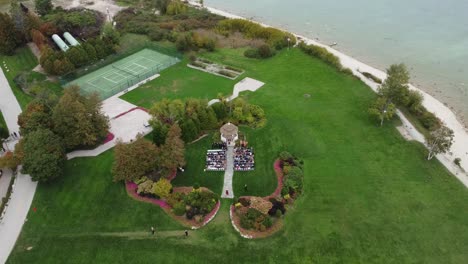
188;1;468;187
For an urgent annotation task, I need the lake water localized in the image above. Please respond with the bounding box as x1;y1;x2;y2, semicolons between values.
206;0;468;125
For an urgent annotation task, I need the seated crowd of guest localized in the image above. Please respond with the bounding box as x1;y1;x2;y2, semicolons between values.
234;147;255;171
205;149;226;171
211;142;227;150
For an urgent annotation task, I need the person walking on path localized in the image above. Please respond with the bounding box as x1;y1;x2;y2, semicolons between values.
244;184;248;192
184;230;188;238
150;226;155;235
13;132;18;138
225;190;229;196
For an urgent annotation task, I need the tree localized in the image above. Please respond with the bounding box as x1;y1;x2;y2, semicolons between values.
53;58;75;75
368;96;396;126
18;101;54;135
152;121;169;146
154;0;171;14
181;117;199;143
102;22;120;45
9;0;27;42
152;178;172;199
0;151;21;171
66;46;89;68
112;136;160;182
83;43;98;62
35;0;53;16
378;64;410;106
166;0;187;15
21;129;66;182
150;99;184;124
426;125;454;160
53;86;109;150
160;124;186;171
0;12;21;55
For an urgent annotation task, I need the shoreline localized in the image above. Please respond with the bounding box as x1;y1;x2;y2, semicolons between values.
188;1;468;187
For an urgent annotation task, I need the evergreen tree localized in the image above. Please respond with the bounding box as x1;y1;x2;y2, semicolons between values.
35;0;53;16
0;12;21;55
181;118;198;143
152;121;169;146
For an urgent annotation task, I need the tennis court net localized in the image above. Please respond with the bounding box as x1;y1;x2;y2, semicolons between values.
112;64;139;78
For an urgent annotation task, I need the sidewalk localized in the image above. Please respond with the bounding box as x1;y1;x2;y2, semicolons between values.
221;146;234;198
0;67;36;264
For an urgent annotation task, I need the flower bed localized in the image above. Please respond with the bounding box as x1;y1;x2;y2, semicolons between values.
230;152;304;239
103;132;115;144
125;171;220;229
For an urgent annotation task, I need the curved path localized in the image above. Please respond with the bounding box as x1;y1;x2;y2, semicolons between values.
0;67;38;264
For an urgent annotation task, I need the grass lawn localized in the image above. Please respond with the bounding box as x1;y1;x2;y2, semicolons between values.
0;46;66;111
0;47;37;109
120;57;236;109
8;48;468;263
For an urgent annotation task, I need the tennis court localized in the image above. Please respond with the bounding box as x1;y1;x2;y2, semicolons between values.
65;49;179;99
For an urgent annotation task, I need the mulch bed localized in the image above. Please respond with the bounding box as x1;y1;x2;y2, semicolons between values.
125;172;220;229
230;159;288;239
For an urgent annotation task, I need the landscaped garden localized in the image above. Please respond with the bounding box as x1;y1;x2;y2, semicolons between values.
1;1;467;262
7;45;468;263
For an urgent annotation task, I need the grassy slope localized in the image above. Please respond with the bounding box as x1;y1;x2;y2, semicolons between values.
8;48;468;263
0;47;36;109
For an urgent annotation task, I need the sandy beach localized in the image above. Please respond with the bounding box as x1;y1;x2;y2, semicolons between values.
188;1;468;187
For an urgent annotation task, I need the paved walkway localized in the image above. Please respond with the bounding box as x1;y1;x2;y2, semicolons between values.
0;66;37;264
221;146;234;198
208;77;265;106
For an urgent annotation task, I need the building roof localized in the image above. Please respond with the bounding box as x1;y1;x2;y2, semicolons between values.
220;122;238;140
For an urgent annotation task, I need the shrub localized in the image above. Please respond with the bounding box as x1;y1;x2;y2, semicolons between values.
148;28;166;41
249;197;273;215
173;201;186;216
244;48;258;58
299;42;343;71
152;178;172;199
275;209;283;218
279;151;293;162
0;126;9;140
263;216;273;228
218;70;236;78
419;111;441;131
257;44;274;58
225;65;242;73
190;61;205;69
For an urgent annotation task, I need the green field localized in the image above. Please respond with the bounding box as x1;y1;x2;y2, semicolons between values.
8;48;468;263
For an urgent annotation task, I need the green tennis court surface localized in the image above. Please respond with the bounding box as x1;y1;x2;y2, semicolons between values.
65;49;179;99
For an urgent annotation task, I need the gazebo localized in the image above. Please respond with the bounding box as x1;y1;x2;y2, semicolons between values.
220;122;238;146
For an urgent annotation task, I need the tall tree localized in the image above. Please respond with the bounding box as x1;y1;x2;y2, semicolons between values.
151;121;169;146
368;96;396;126
52;86;109;150
150;99;184;124
378;64;410;106
160;123;186;171
21;128;66;182
9;0;27;41
426;125;454;160
35;0;53;16
0;12;21;55
18;101;54;135
112;136;160;182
